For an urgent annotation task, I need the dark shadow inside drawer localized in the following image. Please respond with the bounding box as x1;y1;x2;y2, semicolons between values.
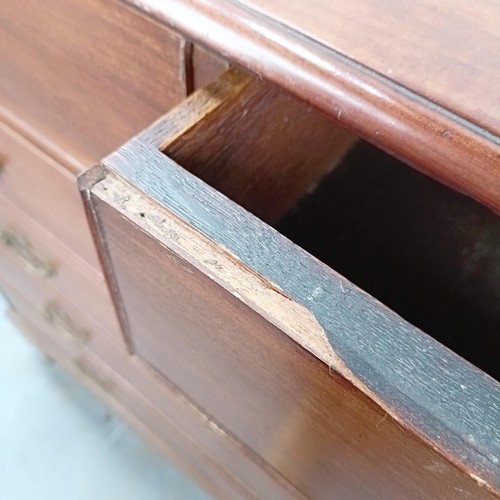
277;142;500;381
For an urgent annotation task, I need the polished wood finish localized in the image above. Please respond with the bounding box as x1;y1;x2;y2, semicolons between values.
239;0;500;136
79;65;500;494
128;0;500;213
190;44;229;92
0;0;187;165
91;76;500;492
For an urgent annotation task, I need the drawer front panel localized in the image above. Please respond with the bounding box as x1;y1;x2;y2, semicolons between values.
1;271;99;350
3;283;90;359
0;0;186;165
0;121;100;269
0;194;119;337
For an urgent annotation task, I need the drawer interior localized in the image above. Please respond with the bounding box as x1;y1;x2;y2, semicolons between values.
155;68;500;381
146;67;357;224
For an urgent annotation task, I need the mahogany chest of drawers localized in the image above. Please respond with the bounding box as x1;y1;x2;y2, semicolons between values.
1;1;499;498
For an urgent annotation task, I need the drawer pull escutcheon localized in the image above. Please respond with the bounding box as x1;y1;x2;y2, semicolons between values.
43;302;91;344
0;226;56;279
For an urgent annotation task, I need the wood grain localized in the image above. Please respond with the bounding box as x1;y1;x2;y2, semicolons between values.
2;1;497;496
238;0;500;137
145;67;357;224
126;0;500;212
0;0;186;165
81;161;500;498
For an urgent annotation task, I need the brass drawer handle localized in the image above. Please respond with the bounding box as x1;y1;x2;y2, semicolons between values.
43;301;91;344
0;226;56;279
74;358;114;393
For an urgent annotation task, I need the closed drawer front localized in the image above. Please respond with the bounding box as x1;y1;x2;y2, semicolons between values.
1;273;99;352
0;194;120;338
0;121;101;269
0;0;187;165
80;68;500;499
3;282;92;362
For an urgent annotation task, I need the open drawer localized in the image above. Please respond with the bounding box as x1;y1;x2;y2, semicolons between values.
79;68;500;499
